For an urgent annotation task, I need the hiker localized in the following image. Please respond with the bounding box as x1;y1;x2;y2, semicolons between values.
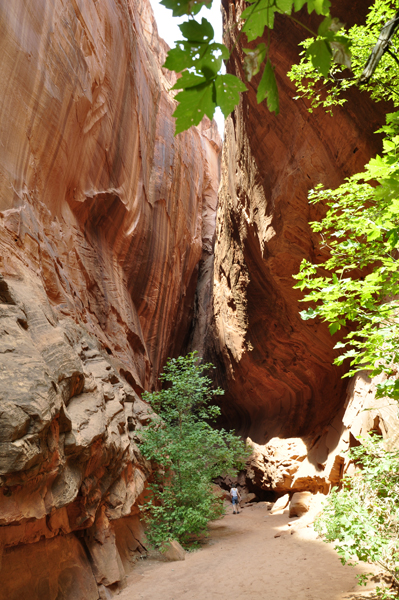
230;485;241;514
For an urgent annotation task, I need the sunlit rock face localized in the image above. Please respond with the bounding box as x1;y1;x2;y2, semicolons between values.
206;0;389;444
0;0;220;596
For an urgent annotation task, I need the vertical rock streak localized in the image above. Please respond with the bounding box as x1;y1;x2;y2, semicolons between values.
0;0;220;596
206;0;389;443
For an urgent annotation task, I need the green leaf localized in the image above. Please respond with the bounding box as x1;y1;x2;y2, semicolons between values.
215;74;247;118
212;42;230;60
387;228;399;249
165;39;228;82
199;44;224;78
306;39;332;77
275;0;292;13
334;341;347;349
179;17;214;42
164;43;201;72
171;71;206;90
318;16;332;36
256;59;279;113
307;0;331;14
366;228;381;242
293;0;307;9
329;322;341;334
243;43;267;81
300;308;318;320
173;81;216;134
161;0;209;16
241;1;276;42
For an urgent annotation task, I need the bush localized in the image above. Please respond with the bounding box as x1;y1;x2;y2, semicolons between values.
138;352;249;549
315;434;399;598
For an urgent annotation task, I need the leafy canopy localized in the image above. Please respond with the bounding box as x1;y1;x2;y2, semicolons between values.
289;4;399;597
293;111;399;401
138;352;249;548
288;0;399;113
161;0;351;133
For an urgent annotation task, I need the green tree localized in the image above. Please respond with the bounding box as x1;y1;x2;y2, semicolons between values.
138;352;249;549
161;0;351;133
288;0;399;113
315;435;399;598
288;4;399;596
293;110;399;400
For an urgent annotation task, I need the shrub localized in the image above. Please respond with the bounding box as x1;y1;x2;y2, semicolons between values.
315;434;399;598
138;352;249;549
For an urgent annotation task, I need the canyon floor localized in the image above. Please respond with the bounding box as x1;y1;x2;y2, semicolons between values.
117;502;379;600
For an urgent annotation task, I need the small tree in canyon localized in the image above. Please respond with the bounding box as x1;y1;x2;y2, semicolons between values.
138;352;249;549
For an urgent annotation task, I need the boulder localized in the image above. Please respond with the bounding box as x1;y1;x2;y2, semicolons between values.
161;540;186;562
240;492;257;505
98;585;113;600
245;437;331;496
212;484;231;502
289;492;313;518
270;494;290;514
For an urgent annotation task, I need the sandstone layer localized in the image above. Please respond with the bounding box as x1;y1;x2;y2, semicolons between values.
0;0;220;597
205;0;390;444
236;369;399;507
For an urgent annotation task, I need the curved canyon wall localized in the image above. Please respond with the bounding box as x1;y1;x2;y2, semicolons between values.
203;0;391;446
0;0;220;598
1;0;398;596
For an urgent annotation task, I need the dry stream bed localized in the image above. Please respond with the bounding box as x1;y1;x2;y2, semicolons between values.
117;502;379;600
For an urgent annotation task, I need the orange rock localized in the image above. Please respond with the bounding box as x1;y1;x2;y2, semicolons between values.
204;0;390;445
161;539;186;562
0;0;220;596
289;492;312;518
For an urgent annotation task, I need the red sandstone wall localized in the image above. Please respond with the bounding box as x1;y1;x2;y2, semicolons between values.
203;0;390;444
0;0;220;597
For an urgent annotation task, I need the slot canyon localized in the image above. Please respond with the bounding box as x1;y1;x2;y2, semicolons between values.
0;0;397;598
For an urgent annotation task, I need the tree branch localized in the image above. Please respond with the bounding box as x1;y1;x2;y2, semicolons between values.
359;11;399;84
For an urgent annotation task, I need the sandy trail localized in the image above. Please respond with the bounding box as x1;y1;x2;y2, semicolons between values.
118;502;378;600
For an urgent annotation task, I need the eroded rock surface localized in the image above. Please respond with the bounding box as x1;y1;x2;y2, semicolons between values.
0;0;220;597
255;370;399;511
205;0;390;444
246;437;329;495
0;272;151;598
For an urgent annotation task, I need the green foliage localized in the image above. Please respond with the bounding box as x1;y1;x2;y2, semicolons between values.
315;434;399;597
161;0;211;17
138;352;249;549
293;111;399;396
215;74;248;117
257;59;280;111
165;17;246;132
161;0;351;132
290;7;399;594
288;0;399;114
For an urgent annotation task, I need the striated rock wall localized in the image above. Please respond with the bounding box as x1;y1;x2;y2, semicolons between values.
0;0;220;597
205;0;390;444
243;370;399;502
